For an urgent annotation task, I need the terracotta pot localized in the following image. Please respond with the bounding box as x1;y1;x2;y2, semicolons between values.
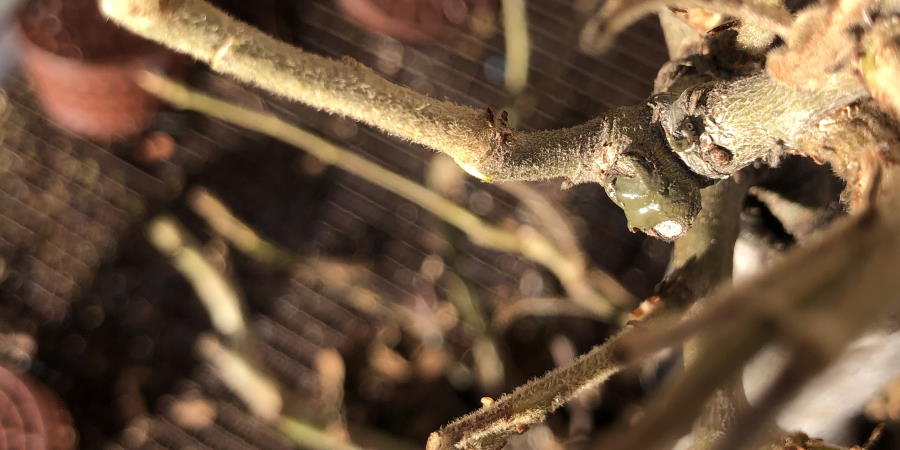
17;0;186;141
336;0;493;42
0;365;76;450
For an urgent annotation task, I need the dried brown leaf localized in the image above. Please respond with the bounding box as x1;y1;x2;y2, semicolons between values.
581;0;792;54
767;0;874;89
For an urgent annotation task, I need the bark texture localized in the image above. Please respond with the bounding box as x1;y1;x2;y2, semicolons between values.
100;0;876;240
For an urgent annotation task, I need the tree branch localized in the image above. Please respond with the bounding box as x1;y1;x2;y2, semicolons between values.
671;179;750;449
596;161;900;449
101;0;879;241
99;0;625;184
660;70;868;179
425;175;746;450
147;215;249;343
426;333;624;450
500;0;530;96
659;177;748;308
591;70;900;448
100;0;704;239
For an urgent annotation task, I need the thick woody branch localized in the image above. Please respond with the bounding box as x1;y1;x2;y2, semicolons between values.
100;0;877;242
659;177;747;308
101;0;709;239
424;179;749;450
660;71;868;179
595;56;900;446
597;160;900;449
673;180;751;450
100;0;614;183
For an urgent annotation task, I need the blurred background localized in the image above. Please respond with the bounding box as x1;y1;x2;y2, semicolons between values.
0;1;892;449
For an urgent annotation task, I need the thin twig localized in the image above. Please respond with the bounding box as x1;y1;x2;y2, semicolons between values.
492;297;598;331
499;183;635;308
426;176;749;447
861;423;886;450
612;205;873;365
188;186;451;346
500;184;583;263
427;332;624;450
188;188;294;268
140;73;619;319
444;273;505;393
549;335;599;450
314;348;348;436
149;215;379;446
196;334;283;422
147;216;248;342
750;187;828;239
501;0;530;96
